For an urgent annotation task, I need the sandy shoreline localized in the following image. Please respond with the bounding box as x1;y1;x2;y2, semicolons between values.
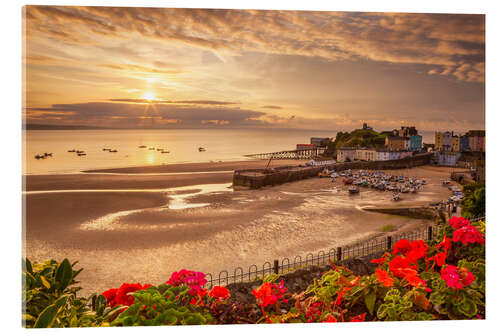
82;159;297;174
24;164;463;296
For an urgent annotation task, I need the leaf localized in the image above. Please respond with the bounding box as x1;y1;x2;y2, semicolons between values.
365;291;376;315
55;259;73;291
34;304;59;328
25;258;33;274
40;275;51;289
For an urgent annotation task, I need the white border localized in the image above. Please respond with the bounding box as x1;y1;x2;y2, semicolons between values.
2;1;498;332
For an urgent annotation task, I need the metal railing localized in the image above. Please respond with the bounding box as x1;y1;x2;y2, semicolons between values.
204;216;485;288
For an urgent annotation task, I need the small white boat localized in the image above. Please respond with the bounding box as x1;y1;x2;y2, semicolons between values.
348;187;360;194
393;193;401;201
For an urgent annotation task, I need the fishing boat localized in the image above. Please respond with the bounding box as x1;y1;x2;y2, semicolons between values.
43;152;53;157
109;149;118;153
103;148;110;151
318;169;330;178
34;154;44;159
392;193;401;201
138;145;147;148
343;178;353;185
161;150;170;154
199;147;206;152
77;152;86;156
68;149;76;152
348;187;360;194
76;150;84;154
149;147;155;150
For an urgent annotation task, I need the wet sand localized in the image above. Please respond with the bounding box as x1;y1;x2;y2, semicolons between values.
24;164;464;296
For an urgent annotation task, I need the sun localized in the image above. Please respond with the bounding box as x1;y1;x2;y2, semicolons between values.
141;92;156;101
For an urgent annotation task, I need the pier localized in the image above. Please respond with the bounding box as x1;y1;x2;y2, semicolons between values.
244;148;326;160
234;153;433;189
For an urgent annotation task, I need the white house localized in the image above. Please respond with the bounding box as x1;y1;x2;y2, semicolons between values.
355;148;377;161
376;149;390;161
337;147;356;162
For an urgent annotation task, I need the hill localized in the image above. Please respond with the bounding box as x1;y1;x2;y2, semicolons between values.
324;128;390;156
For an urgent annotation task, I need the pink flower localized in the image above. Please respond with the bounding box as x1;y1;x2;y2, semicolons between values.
452;225;485;245
440;265;475;289
166;269;207;291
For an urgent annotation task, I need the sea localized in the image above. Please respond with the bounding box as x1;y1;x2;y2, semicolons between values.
24;128;337;174
24;128;436;174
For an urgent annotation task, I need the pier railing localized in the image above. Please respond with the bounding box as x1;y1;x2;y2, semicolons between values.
244;148;326;160
203;216;484;288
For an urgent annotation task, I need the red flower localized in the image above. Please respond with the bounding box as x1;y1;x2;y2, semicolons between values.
403;269;423;287
452;225;485;245
434;252;447;267
252;280;287;307
437;235;452;251
102;288;118;307
350;313;366;322
208;286;230;300
406;240;428;262
448;216;471;229
115;283;152;306
323;314;338;322
370;257;386;265
393;239;412;256
375;268;394;287
389;256;414;278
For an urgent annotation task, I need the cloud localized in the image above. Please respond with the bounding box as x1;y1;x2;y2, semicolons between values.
25;7;485;82
261;105;283;109
108;99;239;105
26;102;265;128
99;64;182;75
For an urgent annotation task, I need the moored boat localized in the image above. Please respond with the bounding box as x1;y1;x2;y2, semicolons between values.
348;187;360;194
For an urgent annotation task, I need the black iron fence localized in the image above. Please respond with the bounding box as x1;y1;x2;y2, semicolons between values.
204;216;485;288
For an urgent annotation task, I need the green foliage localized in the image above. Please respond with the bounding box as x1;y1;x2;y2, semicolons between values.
22;258;121;328
376;288;434;321
325;128;390;157
111;284;214;326
380;224;396;232
461;182;485;219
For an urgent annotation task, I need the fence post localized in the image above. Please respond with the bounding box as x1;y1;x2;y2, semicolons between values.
336;247;342;262
273;260;279;274
428;226;433;241
387;236;392;250
91;295;96;311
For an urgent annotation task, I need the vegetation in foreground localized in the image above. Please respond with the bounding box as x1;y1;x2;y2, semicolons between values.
22;216;485;327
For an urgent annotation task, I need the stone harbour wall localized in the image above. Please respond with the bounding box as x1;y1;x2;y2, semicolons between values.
234;153;433;189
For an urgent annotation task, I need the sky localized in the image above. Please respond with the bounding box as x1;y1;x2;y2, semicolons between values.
23;6;485;132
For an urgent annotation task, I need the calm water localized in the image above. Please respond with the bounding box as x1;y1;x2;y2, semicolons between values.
24;129;337;174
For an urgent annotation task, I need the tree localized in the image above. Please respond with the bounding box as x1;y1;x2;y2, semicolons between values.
461;182;485;219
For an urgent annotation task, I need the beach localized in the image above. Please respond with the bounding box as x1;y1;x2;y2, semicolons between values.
24;161;464;296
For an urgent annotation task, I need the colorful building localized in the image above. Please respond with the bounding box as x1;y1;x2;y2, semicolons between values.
466;130;485;152
434;151;461;166
337;147;356;162
451;136;460;152
376;149;390;161
296;143;315;151
435;131;453;151
398;126;418;137
355;148;377;161
409;135;422;151
460;135;470;152
385;136;406;151
310;137;329;147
